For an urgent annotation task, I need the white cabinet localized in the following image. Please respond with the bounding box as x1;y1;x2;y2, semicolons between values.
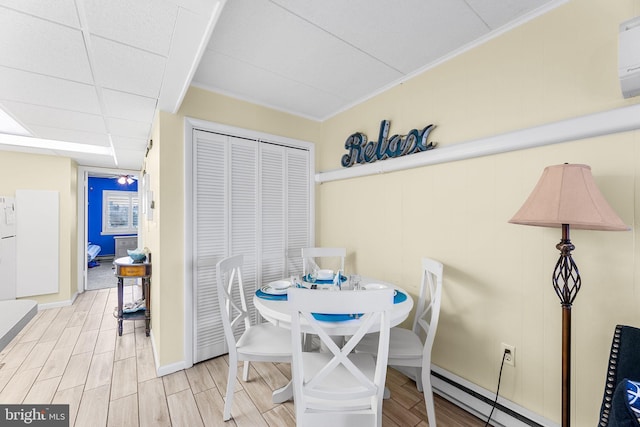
114;236;137;259
16;190;59;297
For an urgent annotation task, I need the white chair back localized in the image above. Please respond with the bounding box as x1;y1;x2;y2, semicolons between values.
301;247;346;275
412;257;444;359
414;257;443;427
288;287;394;427
216;254;250;358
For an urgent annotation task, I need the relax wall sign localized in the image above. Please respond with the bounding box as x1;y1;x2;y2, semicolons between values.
341;120;437;168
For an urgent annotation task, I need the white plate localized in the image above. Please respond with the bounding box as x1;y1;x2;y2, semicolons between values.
317;269;333;280
363;283;397;296
268;280;291;290
260;285;288;295
364;283;388;290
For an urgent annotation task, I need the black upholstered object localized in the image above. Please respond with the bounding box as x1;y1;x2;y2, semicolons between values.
599;325;640;427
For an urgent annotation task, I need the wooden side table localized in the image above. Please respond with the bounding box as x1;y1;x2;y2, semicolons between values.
114;256;151;336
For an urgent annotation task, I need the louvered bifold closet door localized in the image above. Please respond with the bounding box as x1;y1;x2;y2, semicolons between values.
285;147;310;275
260;143;286;292
260;143;310;285
229;138;258;327
193;130;228;362
191;128;311;363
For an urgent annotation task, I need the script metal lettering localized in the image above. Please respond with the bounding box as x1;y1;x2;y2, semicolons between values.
341;120;436;168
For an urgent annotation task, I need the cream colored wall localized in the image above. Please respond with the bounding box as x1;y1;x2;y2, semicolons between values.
139;114;162;357
145;0;640;422
145;88;320;367
0;151;78;304
317;0;639;425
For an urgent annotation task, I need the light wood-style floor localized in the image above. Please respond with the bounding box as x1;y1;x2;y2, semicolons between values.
0;287;485;426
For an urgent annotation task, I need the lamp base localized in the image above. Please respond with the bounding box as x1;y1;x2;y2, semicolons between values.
554;224;580;427
562;304;571;427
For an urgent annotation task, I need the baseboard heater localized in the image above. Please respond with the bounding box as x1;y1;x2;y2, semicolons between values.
394;365;559;427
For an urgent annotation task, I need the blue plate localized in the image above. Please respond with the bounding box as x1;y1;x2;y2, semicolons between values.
312;313;360;322
255;289;287;301
303;274;347;284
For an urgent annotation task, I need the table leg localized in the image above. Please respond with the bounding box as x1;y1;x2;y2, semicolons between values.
272;380;293;404
144;277;150;336
117;277;124;336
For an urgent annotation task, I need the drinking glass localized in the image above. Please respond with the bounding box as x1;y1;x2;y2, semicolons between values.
349;274;361;291
290;275;301;288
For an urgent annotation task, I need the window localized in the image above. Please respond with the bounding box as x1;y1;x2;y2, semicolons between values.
102;190;138;235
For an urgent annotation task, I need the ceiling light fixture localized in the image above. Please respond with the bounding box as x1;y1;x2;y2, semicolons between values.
118;175;134;185
0;133;113;156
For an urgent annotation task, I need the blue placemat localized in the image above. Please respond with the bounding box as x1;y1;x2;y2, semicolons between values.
303;274;347;284
256;288;408;311
394;290;407;304
255;289;287;301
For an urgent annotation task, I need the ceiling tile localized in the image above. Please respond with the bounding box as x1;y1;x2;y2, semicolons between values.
63;151;116;168
194;52;349;119
1;101;106;134
0;1;80;27
111;135;148;150
0;8;93;83
83;0;178;56
465;0;555;29
157;5;213;113
107;118;151;139
270;0;489;74
113;146;147;170
0;66;101;115
91;36;167;98
26;125;111;146
174;0;218;15
205;0;402;100
102;89;157;123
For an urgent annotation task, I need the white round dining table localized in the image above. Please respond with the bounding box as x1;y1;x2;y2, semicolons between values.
252;276;414;404
253;276;414;335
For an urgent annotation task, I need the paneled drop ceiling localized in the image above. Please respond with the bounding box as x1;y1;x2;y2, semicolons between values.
0;0;562;170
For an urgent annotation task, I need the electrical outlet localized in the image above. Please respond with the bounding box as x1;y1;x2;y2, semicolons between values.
501;343;515;367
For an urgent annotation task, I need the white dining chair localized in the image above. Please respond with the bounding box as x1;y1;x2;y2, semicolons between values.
301;247;346;276
355;257;443;427
287;286;394;427
216;254;292;421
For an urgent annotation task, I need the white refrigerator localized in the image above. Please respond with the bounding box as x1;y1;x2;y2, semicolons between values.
0;196;16;301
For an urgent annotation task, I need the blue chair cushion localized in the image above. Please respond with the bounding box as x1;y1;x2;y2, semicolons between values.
608;379;640;427
626;380;640;423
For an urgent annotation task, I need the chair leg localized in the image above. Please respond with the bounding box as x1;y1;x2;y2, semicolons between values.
383;387;391;399
223;355;238;421
302;333;314;351
422;369;436;427
242;361;250;382
415;367;423;392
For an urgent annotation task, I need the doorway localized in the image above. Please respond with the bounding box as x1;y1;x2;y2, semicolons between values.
77;167;139;293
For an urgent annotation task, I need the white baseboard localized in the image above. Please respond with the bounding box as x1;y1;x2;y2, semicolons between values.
37;291;78;310
424;365;559;427
151;330;191;377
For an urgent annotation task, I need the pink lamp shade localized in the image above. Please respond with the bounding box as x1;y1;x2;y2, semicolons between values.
509;164;629;231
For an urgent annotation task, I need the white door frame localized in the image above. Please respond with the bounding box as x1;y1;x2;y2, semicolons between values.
76;166;140;294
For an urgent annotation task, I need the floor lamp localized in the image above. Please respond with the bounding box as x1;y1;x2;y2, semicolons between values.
509;164;629;427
